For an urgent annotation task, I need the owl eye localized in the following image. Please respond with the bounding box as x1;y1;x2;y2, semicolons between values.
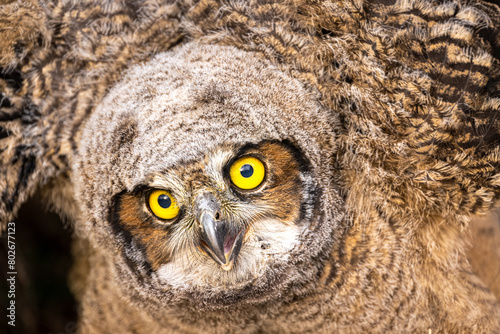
148;190;180;220
229;156;266;190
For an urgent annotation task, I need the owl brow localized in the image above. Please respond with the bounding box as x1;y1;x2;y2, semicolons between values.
147;172;185;193
204;148;236;187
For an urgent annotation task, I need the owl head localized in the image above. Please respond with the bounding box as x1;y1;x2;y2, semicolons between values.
74;42;344;312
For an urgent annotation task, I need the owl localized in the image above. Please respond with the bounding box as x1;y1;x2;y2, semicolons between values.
1;0;500;333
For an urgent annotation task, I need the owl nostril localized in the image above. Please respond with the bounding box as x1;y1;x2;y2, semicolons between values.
194;192;221;222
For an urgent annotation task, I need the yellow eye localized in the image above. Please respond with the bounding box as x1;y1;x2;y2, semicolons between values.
148;190;180;220
229;156;266;190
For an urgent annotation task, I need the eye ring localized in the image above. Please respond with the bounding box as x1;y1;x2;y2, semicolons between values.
147;190;180;220
229;156;266;190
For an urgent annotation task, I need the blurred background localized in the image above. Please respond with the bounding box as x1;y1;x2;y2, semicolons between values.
0;195;76;334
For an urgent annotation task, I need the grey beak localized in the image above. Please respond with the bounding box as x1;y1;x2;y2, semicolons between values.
195;192;244;271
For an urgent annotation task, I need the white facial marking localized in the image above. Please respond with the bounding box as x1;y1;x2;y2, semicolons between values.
204;148;235;191
155;218;303;289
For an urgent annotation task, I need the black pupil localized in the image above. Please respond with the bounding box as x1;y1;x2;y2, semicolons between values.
157;194;171;209
240;164;254;178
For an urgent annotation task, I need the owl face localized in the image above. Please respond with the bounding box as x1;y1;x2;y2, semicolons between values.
112;140;314;287
75;42;343;308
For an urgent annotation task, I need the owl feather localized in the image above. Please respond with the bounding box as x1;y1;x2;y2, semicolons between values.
1;0;500;333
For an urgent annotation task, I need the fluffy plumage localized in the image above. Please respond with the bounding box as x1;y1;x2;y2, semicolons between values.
1;0;499;332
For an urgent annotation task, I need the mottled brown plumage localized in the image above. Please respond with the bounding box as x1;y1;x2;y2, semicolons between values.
1;0;500;333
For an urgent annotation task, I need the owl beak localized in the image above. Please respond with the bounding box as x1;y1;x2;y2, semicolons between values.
199;213;244;271
195;192;244;271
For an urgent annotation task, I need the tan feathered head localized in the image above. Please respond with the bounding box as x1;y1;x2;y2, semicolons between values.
74;43;343;310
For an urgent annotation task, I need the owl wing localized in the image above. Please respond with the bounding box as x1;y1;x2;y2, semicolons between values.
0;0;184;231
182;0;500;226
345;0;500;224
333;0;500;226
0;1;51;227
